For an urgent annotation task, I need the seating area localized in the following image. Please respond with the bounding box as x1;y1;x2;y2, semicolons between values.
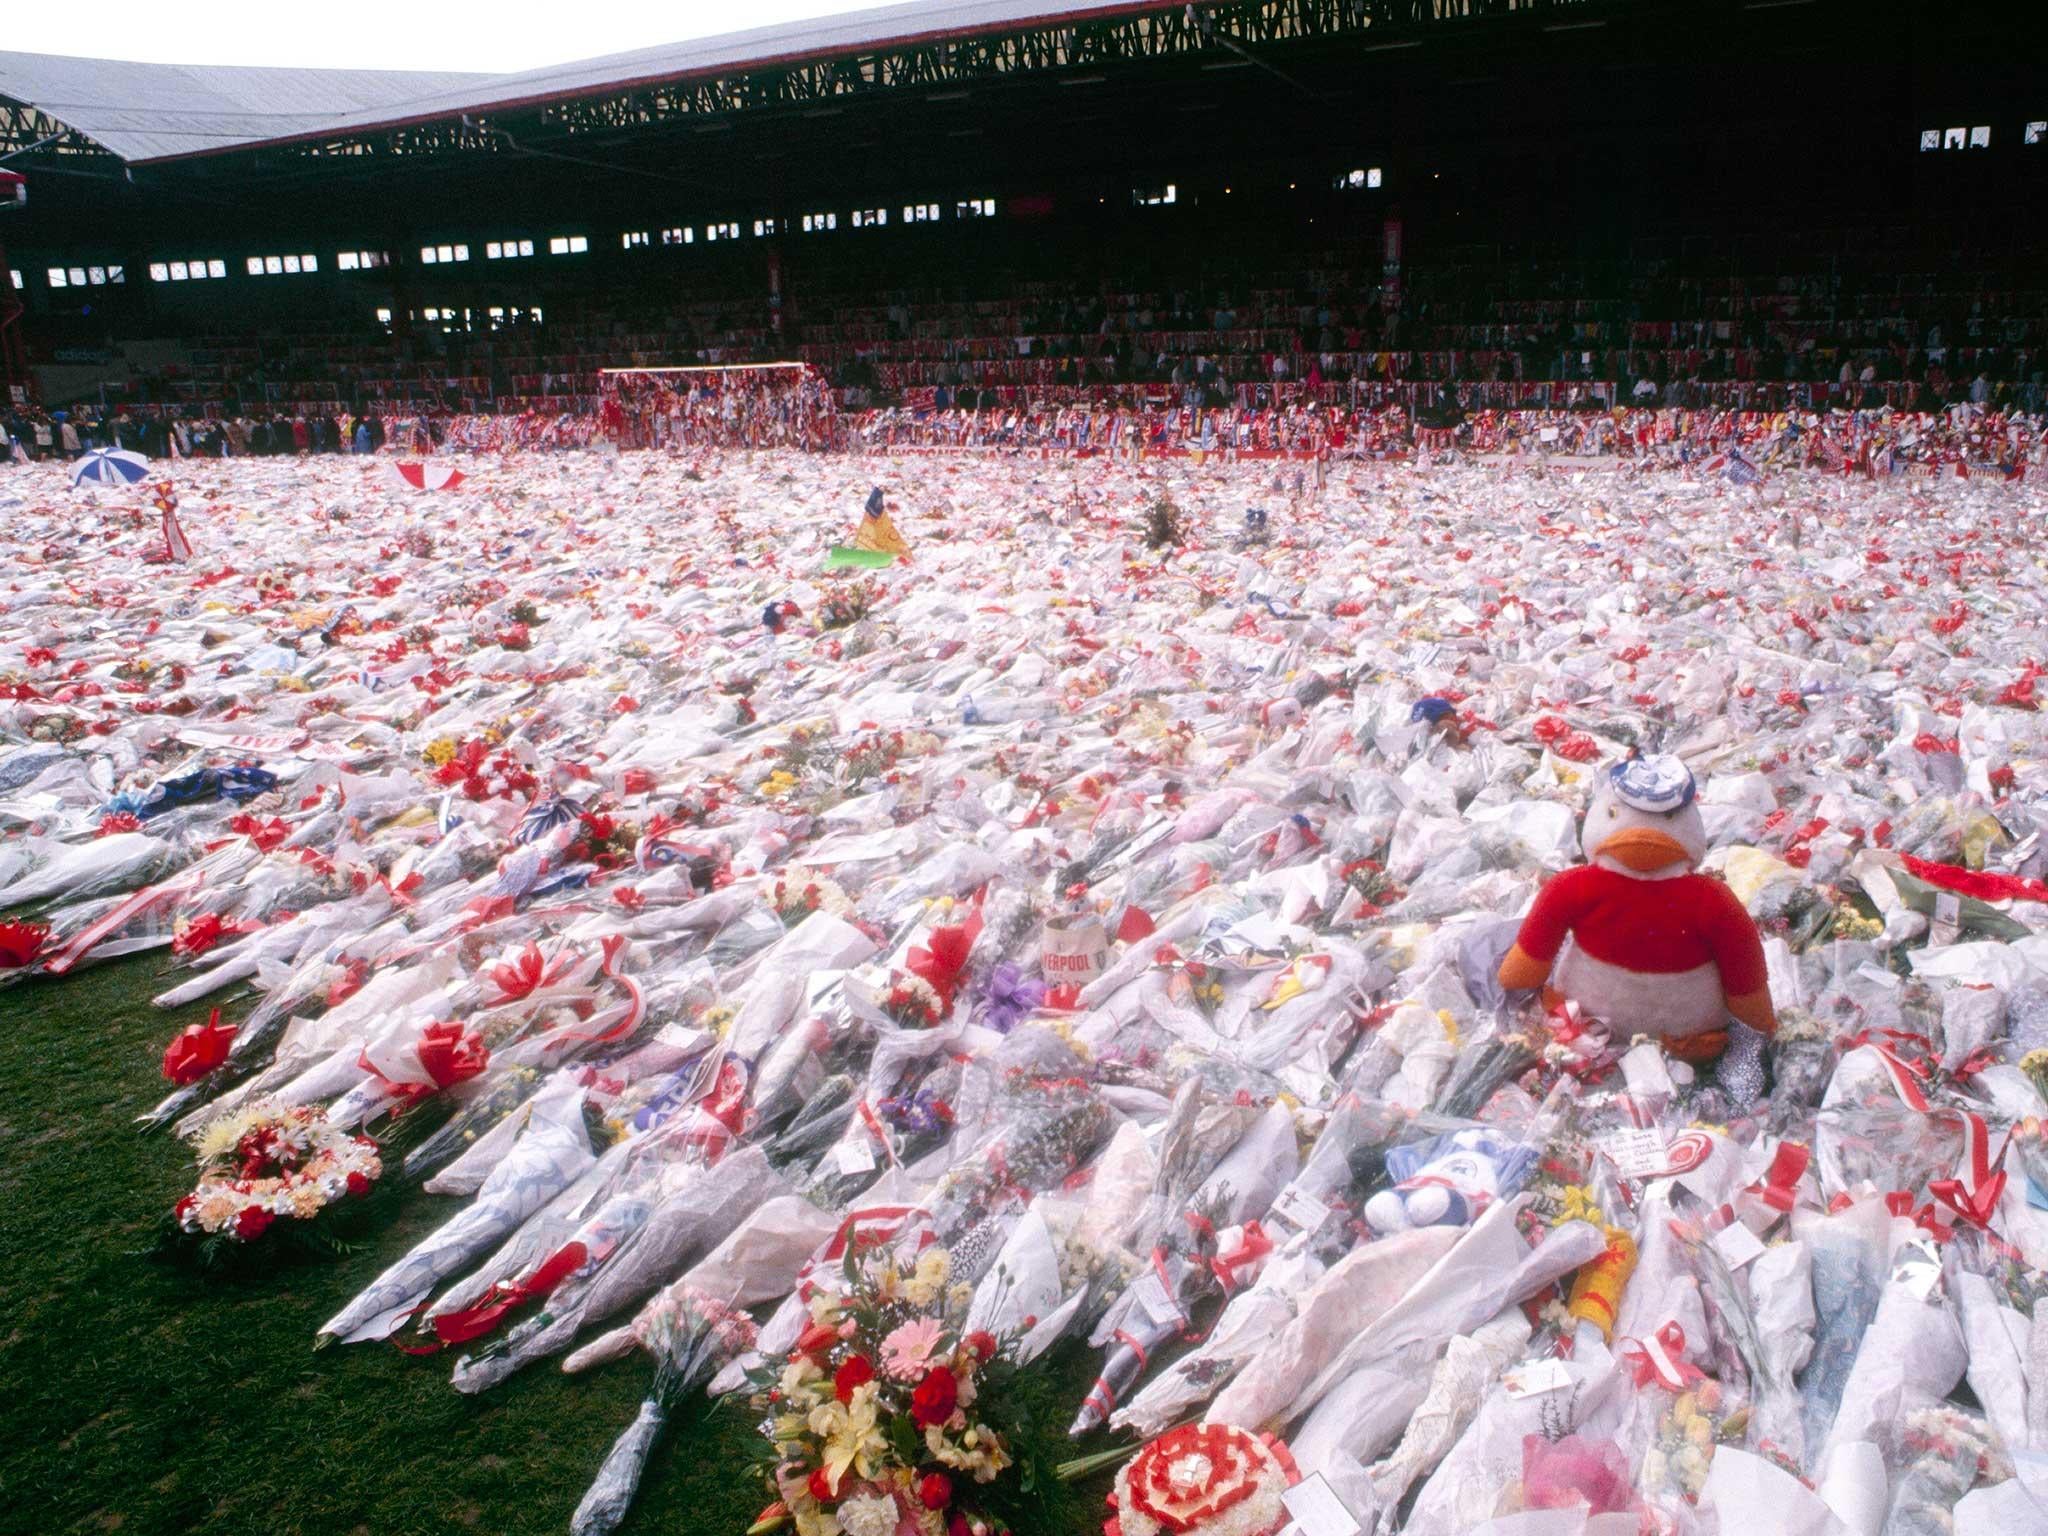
60;226;2048;423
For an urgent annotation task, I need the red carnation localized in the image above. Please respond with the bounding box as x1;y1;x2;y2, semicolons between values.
963;1331;998;1363
345;1171;372;1199
918;1473;953;1510
833;1353;875;1405
234;1206;275;1241
910;1366;958;1428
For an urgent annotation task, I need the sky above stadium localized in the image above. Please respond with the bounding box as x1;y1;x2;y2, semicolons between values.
8;1;874;72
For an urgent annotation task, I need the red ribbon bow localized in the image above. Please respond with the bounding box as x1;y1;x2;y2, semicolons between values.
1621;1322;1703;1391
415;1020;489;1091
1209;1220;1275;1295
484;941;573;1005
906;914;982;1012
0;919;49;970
162;1007;237;1084
428;1240;588;1347
1928;1111;2008;1233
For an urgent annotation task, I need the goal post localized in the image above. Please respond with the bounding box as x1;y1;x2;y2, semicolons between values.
596;361;837;451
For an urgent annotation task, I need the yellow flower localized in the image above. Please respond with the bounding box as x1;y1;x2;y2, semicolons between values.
811;1382;888;1490
903;1249;951;1308
1554;1185;1605;1229
779;1356;823;1400
807;1292;842;1328
421;737;458;767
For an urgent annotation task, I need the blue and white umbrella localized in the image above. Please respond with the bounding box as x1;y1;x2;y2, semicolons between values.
69;448;150;488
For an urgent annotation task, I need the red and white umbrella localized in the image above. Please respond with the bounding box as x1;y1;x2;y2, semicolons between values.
387;462;467;492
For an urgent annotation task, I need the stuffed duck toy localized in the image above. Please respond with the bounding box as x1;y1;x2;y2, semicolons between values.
1497;751;1776;1063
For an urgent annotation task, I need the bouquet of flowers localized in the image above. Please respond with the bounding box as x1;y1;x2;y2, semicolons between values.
160;1099;381;1268
745;1239;1079;1536
1880;1405;2008;1536
571;1286;760;1536
773;872;852;929
819;577;881;631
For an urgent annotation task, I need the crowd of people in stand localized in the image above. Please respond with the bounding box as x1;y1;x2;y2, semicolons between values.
4;406;389;463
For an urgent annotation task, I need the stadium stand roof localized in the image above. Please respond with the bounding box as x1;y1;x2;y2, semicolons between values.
0;52;489;164
0;1;1171;165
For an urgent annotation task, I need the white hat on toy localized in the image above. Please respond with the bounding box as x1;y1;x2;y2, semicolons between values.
1607;751;1696;814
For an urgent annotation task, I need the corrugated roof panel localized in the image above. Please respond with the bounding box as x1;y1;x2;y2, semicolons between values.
0;51;493;161
0;0;1171;163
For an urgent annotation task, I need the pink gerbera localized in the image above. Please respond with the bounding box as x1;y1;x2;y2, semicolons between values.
880;1316;945;1381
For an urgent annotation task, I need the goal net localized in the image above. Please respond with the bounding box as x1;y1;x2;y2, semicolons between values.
596;362;837;452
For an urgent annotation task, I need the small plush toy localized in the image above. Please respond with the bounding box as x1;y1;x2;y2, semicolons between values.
1362;1127;1536;1236
1498;751;1776;1063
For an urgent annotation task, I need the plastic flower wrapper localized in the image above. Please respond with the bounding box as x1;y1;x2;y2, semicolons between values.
1070;1102;1299;1432
562;1191;846;1377
1200;1224;1465;1453
1744;1240;1818;1466
1373;1307;1582;1533
1945;1233;2040;1468
569;1286;759;1536
1767;1008;1839;1128
1112;1096;1426;1434
966;1118;1160;1367
317;1077;595;1345
1878;1405;2011;1536
1818;1234;1967;1473
1283;1201;1609;1456
917;1062;1114;1239
447;1143;791;1391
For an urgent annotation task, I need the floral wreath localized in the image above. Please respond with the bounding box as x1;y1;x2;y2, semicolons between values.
172;1100;382;1247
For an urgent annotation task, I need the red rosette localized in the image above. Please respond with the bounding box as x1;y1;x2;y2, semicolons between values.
1113;1424;1295;1536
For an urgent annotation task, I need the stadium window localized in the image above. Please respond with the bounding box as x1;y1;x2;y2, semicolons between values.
338;252;359;270
1334;167;1383;190
2027;121;2045;145
265;256;283;274
169;261;190;281
902;203;938;223
7;269;20;292
1132;184;1177;207
661;226;692;244
108;265;124;284
86;265;105;285
67;266;87;287
956;198;996;219
1970;125;1991;148
148;263;169;282
375;307;392;325
47;267;67;288
851;208;887;228
753;218;782;237
706;222;739;242
1944;127;1967;150
622;231;650;248
547;235;588;255
247;257;266;275
283;255;302;273
208;259;227;278
531;305;543;323
1920;129;1941;151
801;212;837;233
